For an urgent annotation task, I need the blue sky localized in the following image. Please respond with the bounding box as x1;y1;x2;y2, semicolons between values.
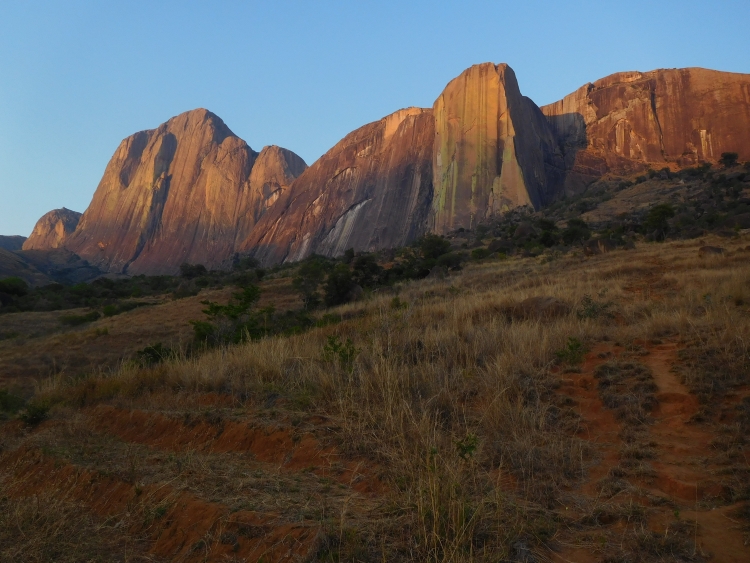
1;0;748;236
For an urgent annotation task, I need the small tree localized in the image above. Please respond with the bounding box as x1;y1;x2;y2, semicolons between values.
292;258;327;308
719;152;739;167
562;218;591;245
324;263;355;307
419;234;451;260
643;203;675;241
191;284;263;346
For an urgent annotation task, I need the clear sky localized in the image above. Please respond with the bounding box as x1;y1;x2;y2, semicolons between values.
1;0;748;236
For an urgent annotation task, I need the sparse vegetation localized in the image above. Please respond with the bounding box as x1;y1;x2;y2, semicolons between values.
2;195;750;560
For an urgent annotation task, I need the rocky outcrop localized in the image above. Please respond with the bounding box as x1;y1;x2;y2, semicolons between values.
542;68;750;192
22;208;81;250
240;108;435;265
431;63;565;233
64;109;306;274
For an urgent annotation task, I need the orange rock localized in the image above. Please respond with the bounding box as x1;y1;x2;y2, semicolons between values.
63;109;306;275
240;107;435;265
22;208;81;250
542;68;750;192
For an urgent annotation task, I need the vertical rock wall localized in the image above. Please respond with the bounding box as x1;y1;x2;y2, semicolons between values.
431;63;564;233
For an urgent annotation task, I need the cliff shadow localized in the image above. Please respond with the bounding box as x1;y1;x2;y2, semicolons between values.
544;112;606;196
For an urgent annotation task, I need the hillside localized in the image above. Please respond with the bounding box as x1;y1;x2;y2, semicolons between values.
1;227;749;561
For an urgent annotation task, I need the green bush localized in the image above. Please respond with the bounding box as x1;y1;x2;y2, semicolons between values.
0;389;25;414
322;335;358;373
292;257;328;308
419;234;451;260
720;152;739;167
643;203;675;240
136;343;175;366
562;218;591;245
20;400;50;425
190;285;262;346
470;248;491;260
60;311;101;326
0;277;28;297
324;264;355;307
555;337;587;366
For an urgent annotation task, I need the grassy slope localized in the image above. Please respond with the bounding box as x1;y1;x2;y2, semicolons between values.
1;233;749;562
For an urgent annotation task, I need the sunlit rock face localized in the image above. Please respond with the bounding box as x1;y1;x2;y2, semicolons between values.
63;109;305;274
22;208;81;250
240;108;435;265
541;68;750;192
430;63;565;233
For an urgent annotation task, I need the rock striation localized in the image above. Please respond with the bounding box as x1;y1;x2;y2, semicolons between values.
240;108;435;265
542;68;750;192
63;109;306;274
22;208;81;250
431;63;564;233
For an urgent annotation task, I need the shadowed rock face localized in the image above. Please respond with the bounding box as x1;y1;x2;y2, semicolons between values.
22;208;81;250
541;68;750;192
431;63;565;233
240;108;435;265
63;109;306;274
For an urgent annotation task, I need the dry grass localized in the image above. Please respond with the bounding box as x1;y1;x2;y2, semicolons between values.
2;234;750;561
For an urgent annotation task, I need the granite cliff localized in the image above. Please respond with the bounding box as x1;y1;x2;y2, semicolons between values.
62;109;306;274
241;63;567;263
18;64;750;271
431;63;564;233
541;67;750;192
22;208;81;250
240;108;435;265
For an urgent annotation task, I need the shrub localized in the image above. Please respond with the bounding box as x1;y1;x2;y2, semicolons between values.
470;247;491;260
0;389;25;413
60;311;101;326
643;203;675;240
577;294;612;319
292;258;327;308
720;152;739;167
350;254;384;288
562;218;591;245
324;264;355;307
180;263;207;279
0;276;28;297
555;337;587;366
190;285;262;346
322;335;358;373
136;343;175;366
20;401;50;425
436;251;466;270
419;234;451;260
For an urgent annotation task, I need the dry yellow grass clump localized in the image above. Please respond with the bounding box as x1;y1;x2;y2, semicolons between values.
1;235;749;562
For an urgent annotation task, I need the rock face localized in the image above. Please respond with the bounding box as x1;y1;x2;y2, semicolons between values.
542;68;750;192
17;64;750;271
22;208;81;250
240;108;435;265
63;109;306;274
431;63;565;233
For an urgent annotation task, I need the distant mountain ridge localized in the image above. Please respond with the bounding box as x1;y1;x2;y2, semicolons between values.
17;63;750;273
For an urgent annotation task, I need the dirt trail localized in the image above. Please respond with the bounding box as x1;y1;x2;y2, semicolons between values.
553;340;749;562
